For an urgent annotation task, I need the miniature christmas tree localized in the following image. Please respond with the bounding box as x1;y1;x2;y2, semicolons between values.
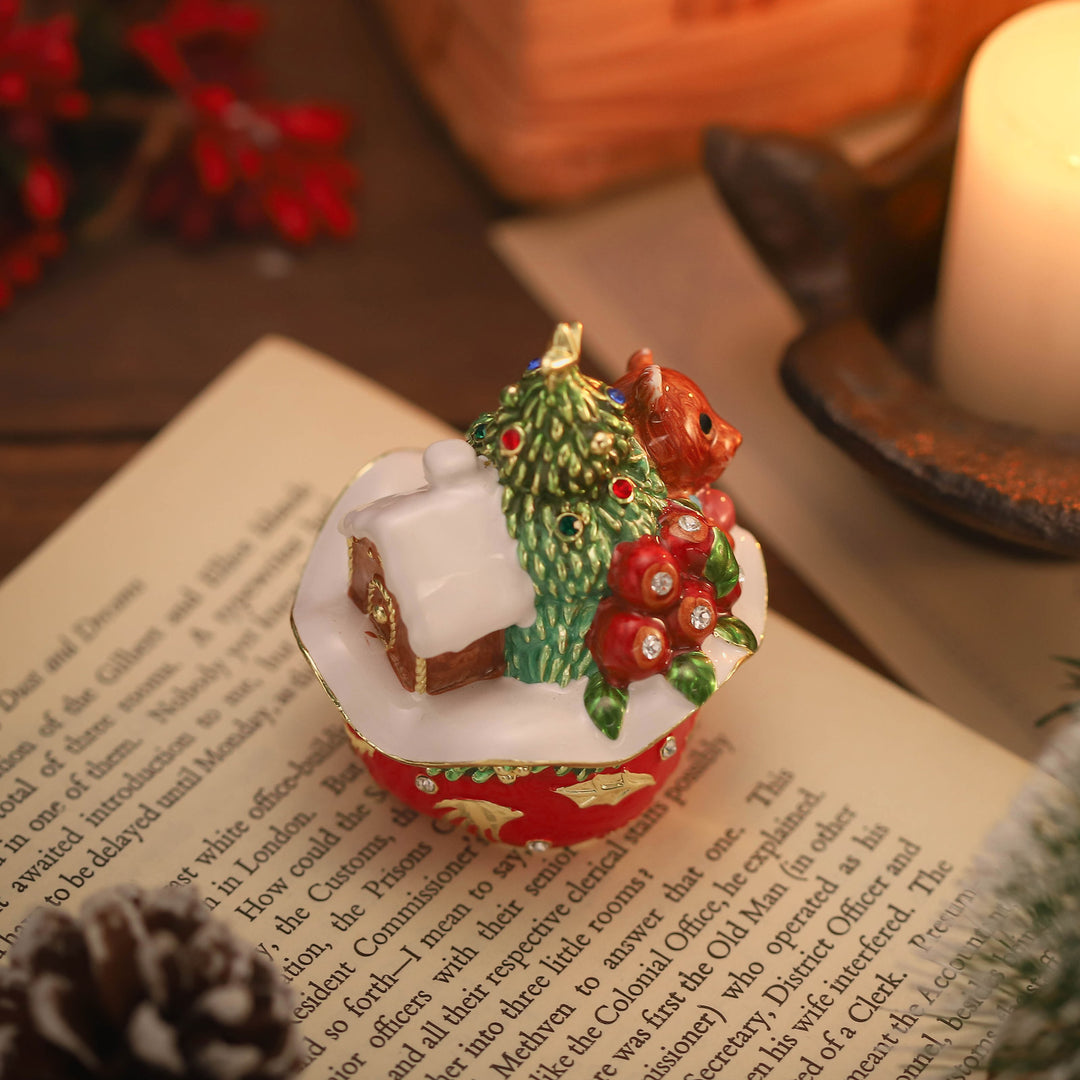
467;323;667;686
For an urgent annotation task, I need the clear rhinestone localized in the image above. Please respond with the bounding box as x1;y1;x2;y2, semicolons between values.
678;514;701;533
690;604;712;630
415;775;438;795
660;736;677;759
641;632;663;661
526;839;552;854
650;571;674;597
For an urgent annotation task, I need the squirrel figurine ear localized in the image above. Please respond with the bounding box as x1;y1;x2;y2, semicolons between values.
626;347;655;375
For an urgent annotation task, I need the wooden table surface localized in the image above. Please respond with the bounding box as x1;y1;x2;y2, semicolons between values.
0;2;894;683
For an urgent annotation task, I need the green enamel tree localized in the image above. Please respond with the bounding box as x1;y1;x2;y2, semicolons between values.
467;323;667;686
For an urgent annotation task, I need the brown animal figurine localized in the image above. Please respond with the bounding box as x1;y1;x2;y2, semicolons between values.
614;348;741;502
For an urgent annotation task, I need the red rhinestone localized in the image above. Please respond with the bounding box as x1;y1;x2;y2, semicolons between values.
611;477;634;500
501;427;522;452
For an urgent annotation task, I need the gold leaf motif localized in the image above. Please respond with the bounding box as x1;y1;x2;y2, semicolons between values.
345;724;376;758
555;770;656;809
494;765;532;785
435;798;524;842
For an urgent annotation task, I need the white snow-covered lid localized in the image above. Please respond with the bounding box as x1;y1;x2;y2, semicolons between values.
294;449;767;768
339;439;536;657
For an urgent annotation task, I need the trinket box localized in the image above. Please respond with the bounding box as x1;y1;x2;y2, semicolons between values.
293;324;766;847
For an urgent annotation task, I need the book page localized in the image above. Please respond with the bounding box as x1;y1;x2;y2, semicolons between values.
0;338;1032;1078
491;173;1080;762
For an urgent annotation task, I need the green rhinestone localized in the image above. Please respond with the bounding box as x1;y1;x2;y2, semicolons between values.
557;513;583;538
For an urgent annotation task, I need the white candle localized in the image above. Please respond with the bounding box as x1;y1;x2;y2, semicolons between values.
935;0;1080;434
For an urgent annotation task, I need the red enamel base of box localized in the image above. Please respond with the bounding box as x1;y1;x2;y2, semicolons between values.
350;712;698;848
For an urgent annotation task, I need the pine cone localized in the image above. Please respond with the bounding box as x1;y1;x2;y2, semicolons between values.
0;886;301;1080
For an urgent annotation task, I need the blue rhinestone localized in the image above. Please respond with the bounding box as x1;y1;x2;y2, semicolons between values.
527;358;541;371
607;387;626;404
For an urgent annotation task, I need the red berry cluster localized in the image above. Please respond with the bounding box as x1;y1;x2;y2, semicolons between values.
0;0;359;312
0;224;63;307
586;503;739;688
0;0;86;308
134;0;264;62
131;1;357;245
0;4;87;120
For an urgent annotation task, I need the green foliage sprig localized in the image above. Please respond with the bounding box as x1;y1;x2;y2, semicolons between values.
925;720;1080;1079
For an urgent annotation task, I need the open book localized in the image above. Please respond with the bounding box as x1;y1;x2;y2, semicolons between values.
0;338;1031;1078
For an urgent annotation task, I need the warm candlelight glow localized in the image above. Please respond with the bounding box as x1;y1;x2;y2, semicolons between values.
935;0;1080;435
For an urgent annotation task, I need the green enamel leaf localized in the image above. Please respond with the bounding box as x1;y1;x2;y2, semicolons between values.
704;527;738;596
666;652;717;706
703;528;740;596
584;672;628;740
714;615;759;653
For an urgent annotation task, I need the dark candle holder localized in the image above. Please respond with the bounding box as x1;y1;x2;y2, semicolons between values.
704;85;1080;557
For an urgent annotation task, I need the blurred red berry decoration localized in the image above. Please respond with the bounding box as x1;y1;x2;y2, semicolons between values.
130;2;358;246
0;0;359;309
0;0;85;309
